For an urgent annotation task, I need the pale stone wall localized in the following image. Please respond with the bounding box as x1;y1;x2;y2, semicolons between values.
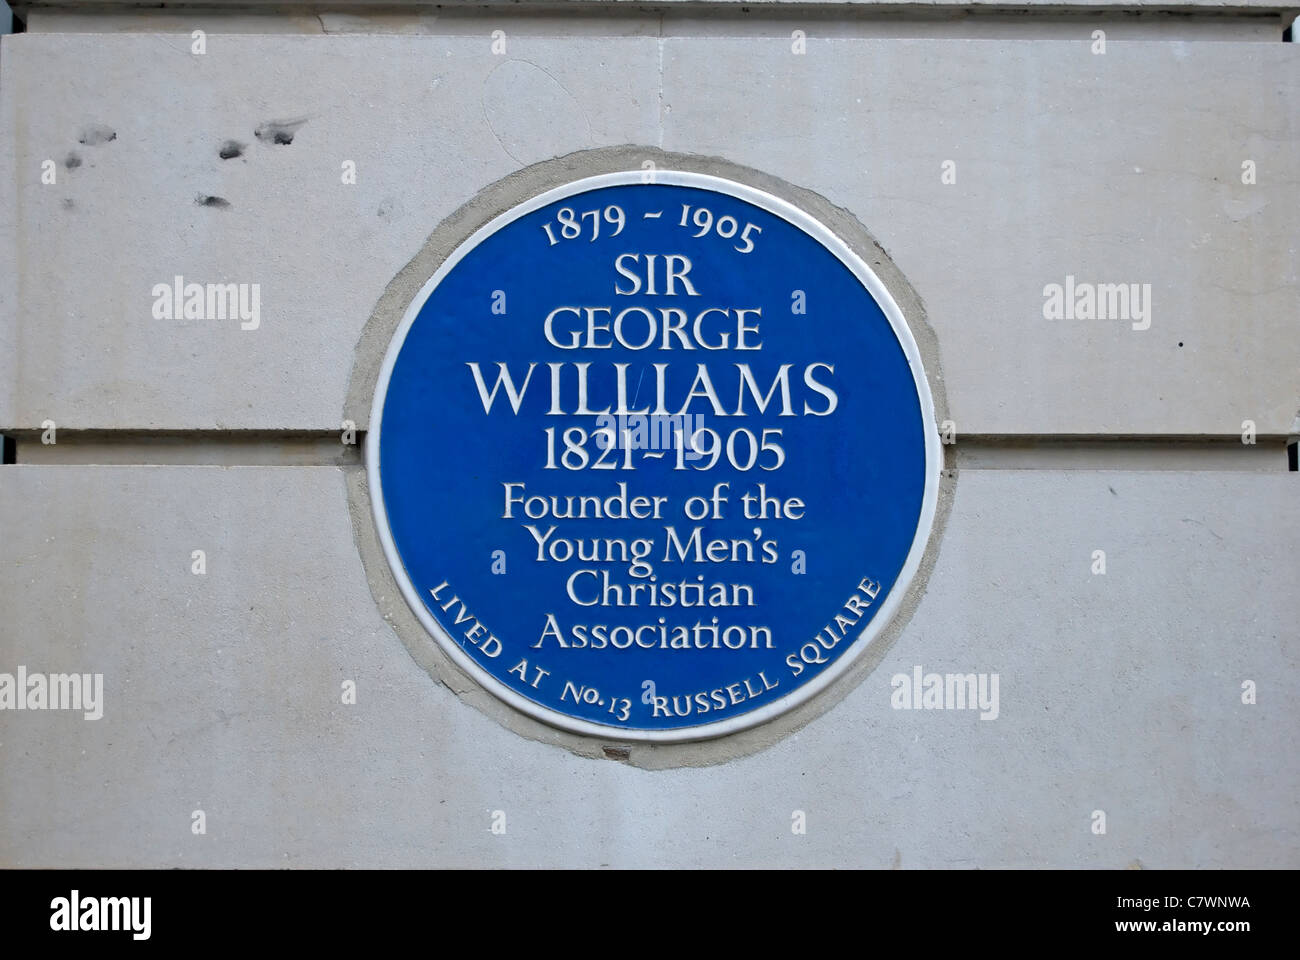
1;1;1297;868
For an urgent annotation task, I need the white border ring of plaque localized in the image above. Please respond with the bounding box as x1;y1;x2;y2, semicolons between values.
367;170;941;743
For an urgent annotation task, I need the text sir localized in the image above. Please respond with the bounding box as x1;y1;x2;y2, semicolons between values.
548;253;752;351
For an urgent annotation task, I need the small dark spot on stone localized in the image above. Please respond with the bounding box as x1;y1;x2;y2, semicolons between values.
1108;486;1117;496
78;125;117;146
254;118;308;146
376;196;404;220
64;153;82;170
61;198;74;210
195;194;231;209
218;140;245;160
1178;341;1184;347
602;745;631;762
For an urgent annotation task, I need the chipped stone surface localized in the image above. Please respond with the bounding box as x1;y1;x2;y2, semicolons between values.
0;34;661;431
2;34;1296;435
1;0;1297;878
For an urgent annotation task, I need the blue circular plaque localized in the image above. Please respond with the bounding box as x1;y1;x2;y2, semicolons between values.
368;171;938;741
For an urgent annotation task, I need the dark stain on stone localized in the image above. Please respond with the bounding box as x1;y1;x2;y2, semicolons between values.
218;140;246;160
601;746;631;762
61;198;75;210
78;125;117;146
254;118;307;146
64;153;82;170
195;194;232;209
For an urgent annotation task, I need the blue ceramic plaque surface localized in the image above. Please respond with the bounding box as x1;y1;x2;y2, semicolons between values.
369;172;938;741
